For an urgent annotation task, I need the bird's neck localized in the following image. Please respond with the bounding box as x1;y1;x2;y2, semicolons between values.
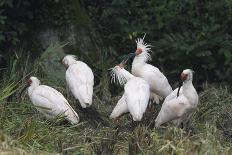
28;84;39;96
68;60;77;66
182;80;198;105
121;68;135;82
132;55;148;65
132;56;146;68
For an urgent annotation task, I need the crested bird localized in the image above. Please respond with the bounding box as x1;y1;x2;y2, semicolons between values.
62;55;94;109
155;69;198;128
110;62;150;121
124;36;172;104
25;76;79;124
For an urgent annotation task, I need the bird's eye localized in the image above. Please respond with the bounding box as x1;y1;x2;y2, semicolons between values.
27;79;32;85
136;48;142;55
180;73;188;81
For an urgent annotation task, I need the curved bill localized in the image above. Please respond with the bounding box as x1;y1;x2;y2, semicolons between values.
176;80;183;97
20;84;29;99
122;53;136;64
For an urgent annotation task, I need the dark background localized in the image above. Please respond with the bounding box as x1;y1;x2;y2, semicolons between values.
1;0;232;89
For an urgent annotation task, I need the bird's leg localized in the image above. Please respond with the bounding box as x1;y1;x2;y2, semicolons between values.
75;99;84;111
113;112;129;123
131;120;140;130
146;100;153;113
113;116;121;123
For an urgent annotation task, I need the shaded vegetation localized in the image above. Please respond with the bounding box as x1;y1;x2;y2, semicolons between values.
0;0;232;154
0;46;231;154
0;0;232;85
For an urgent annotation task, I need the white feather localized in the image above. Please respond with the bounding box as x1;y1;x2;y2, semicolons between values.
155;69;198;127
28;77;79;124
132;38;172;99
135;37;152;62
110;66;134;86
110;66;150;121
110;95;128;119
63;55;94;108
125;77;150;121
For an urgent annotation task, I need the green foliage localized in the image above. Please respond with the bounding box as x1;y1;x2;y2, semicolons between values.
0;44;231;154
87;0;232;83
0;82;17;102
38;42;67;85
0;0;89;63
0;56;231;154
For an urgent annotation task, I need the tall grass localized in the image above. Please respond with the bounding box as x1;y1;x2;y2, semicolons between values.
0;44;231;154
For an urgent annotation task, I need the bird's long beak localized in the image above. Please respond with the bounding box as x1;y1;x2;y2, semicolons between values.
176;80;182;98
20;84;29;99
122;53;136;64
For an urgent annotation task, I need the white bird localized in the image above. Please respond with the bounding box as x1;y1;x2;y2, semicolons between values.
155;69;198;128
62;55;94;108
109;63;150;121
26;76;79;124
124;36;172;103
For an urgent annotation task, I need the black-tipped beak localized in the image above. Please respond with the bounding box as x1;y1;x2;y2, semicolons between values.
122;53;136;64
127;53;136;58
60;58;63;64
20;84;29;99
176;80;182;97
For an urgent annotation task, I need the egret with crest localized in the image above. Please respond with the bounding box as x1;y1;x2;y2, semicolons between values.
110;61;150;121
123;35;173;104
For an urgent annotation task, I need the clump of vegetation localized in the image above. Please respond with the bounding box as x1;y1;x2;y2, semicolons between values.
0;45;231;154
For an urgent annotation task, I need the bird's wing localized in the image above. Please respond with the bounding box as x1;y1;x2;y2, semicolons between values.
155;95;191;127
125;78;150;121
66;62;94;106
66;62;94;87
164;87;183;102
110;94;128;119
140;64;173;97
31;85;79;124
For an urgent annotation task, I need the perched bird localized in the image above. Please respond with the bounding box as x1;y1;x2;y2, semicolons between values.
124;36;172;103
155;69;198;128
110;62;150;121
62;55;94;109
25;76;79;124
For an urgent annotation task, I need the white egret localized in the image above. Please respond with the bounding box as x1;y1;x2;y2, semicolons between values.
62;55;94;109
26;76;79;124
155;69;198;127
110;63;150;121
124;36;172;103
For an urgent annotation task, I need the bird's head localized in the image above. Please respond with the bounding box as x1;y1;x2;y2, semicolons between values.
20;76;40;99
110;61;128;86
177;69;194;97
123;34;152;63
181;69;194;82
27;76;40;86
61;55;77;68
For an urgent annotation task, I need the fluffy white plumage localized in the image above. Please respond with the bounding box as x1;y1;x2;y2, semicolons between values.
131;37;173;100
110;65;150;121
27;76;79;124
155;69;198;127
62;55;94;108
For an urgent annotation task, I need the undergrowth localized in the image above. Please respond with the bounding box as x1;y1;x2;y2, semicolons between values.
0;45;231;155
